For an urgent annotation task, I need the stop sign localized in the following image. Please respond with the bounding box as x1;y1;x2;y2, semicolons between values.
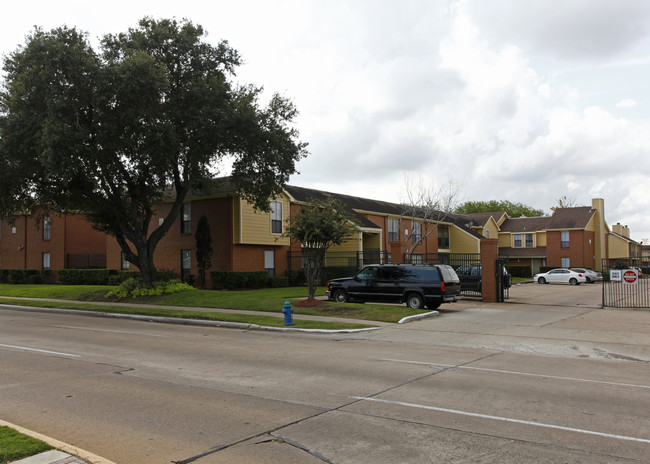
623;270;638;284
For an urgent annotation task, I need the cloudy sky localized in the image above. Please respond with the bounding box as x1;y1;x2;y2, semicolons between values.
2;0;650;241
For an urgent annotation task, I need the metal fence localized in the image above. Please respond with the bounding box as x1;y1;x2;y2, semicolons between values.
602;258;650;308
66;254;107;269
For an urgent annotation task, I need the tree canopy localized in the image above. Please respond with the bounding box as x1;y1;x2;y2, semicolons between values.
0;18;307;284
284;198;358;300
454;200;544;218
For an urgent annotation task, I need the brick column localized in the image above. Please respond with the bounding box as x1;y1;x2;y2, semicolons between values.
389;242;406;263
480;238;498;303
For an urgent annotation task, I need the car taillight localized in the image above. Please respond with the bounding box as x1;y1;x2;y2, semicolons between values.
441;281;445;292
578;274;583;277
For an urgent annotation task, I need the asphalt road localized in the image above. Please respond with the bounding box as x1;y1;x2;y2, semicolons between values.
1;283;649;463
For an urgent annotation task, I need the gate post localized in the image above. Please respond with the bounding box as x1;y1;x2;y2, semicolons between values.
480;238;498;303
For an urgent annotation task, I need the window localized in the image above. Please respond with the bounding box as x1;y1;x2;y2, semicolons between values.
43;217;51;241
525;233;533;248
514;234;522;247
181;203;192;234
561;231;570;249
388;218;399;242
438;226;450;249
264;250;275;276
271;201;283;234
561;257;570;268
412;222;422;244
121;252;130;270
181;250;191;281
42;252;51;270
411;254;423;264
484;229;490;238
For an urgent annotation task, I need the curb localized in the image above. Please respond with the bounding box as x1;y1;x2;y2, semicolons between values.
397;310;440;323
0;303;383;333
0;420;116;464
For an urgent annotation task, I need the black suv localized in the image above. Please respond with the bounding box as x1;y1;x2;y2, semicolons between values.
455;264;512;292
326;264;462;309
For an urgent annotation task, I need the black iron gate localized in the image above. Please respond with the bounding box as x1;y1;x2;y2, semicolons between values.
601;258;650;308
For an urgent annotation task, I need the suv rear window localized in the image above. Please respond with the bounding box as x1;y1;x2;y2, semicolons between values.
438;265;460;283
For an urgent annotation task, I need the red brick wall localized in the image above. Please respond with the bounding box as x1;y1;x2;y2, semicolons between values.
0;216;27;269
1;213;105;271
480;238;498;303
546;230;595;268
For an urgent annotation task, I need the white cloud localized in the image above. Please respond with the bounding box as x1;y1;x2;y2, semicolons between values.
2;0;650;240
616;98;639;108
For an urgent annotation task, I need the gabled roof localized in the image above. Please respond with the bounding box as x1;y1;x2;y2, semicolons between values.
499;216;550;233
462;212;507;228
546;207;596;230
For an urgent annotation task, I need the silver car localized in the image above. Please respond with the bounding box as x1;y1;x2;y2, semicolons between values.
570;268;603;284
534;268;587;285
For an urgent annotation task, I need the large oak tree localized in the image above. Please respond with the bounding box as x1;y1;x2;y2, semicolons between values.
0;18;307;284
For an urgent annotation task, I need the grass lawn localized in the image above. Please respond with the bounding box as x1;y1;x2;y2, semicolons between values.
0;426;52;464
0;284;429;325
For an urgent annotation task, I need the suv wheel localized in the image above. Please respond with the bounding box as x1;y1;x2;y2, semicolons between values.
406;293;424;309
332;289;348;303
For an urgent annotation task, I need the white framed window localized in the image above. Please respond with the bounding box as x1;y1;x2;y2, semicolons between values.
561;231;570;249
514;234;522;247
42;252;51;270
388;218;399;242
181;203;192;234
271;201;283;234
181;249;191;280
411;254;423;264
412;222;422;244
121;252;130;270
43;217;51;241
438;226;450;249
525;233;533;247
484;229;490;238
561;257;570;268
264;250;275;276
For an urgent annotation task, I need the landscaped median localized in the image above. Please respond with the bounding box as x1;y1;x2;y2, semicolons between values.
0;284;432;330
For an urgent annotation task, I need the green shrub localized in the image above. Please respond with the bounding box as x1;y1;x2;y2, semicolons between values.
57;269;118;285
507;266;531;278
107;278;195;299
155;269;177;281
210;271;269;290
7;269;40;284
0;269;10;283
284;269;306;286
27;274;44;285
269;275;290;288
321;266;357;283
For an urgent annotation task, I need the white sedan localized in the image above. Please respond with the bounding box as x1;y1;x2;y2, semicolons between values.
534;268;587;285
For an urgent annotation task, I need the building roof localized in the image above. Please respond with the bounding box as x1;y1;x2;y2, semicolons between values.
546;206;596;230
499;216;550;233
461;212;506;228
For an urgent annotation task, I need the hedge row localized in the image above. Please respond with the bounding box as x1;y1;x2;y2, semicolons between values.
507;265;531;278
210;271;270;290
0;269;54;284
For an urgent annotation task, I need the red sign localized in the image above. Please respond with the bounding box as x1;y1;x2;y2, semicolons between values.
623;270;638;284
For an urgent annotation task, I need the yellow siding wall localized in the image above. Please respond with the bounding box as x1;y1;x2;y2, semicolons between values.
235;194;290;246
450;227;480;253
536;231;547;247
498;233;511;248
608;235;629;258
329;233;362;253
484;220;499;239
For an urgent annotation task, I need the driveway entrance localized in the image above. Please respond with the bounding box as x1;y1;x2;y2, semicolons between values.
504;282;602;308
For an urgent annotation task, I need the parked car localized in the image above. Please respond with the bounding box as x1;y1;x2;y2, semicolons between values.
534;268;587;285
455;263;513;292
570;268;603;283
326;264;461;309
